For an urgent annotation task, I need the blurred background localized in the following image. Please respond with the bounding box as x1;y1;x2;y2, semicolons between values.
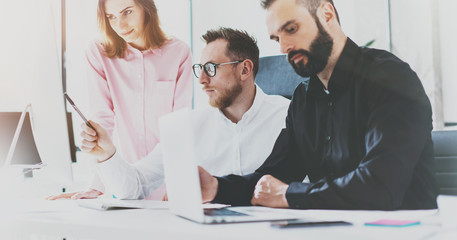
0;0;456;193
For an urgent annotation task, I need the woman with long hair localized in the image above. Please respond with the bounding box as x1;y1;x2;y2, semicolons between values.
48;0;192;200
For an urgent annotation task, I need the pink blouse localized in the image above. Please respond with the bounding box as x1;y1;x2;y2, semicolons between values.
85;38;193;194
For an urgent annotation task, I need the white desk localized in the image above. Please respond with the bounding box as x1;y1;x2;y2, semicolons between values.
0;196;456;240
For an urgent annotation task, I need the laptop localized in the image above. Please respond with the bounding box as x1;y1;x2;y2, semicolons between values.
159;109;297;224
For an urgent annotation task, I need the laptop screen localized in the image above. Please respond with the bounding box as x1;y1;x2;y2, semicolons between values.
159;109;206;222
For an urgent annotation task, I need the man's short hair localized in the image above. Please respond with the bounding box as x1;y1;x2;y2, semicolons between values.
202;27;260;77
260;0;340;24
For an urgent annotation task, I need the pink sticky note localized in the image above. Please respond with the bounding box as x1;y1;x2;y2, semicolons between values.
365;219;421;227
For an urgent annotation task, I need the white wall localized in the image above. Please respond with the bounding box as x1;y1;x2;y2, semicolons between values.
390;0;439;125
389;0;457;127
334;0;390;50
156;0;191;46
190;0;390;59
0;0;44;111
439;0;457;123
65;0;98;114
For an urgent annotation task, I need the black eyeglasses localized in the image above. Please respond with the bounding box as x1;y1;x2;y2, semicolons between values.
192;60;244;78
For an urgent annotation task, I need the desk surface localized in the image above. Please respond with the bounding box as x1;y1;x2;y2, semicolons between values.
0;196;456;240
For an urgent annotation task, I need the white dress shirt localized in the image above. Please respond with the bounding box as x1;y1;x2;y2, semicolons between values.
96;86;290;199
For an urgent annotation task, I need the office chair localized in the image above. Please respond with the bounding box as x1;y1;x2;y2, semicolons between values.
256;55;309;99
432;130;457;195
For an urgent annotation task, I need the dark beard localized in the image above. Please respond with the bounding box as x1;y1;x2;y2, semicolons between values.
288;20;333;77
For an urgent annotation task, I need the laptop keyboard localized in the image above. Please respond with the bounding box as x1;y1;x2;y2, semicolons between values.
204;208;248;217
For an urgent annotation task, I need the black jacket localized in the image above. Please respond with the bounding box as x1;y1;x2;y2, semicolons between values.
213;38;438;210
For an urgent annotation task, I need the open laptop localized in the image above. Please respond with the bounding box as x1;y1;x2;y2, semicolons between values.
159;109;297;224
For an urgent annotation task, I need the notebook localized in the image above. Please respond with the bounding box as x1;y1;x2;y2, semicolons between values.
77;198;169;211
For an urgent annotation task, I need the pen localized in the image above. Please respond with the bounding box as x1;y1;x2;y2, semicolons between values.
63;92;96;130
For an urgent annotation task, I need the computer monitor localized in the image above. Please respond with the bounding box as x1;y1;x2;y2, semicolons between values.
0;0;73;186
0;108;42;168
29;1;74;185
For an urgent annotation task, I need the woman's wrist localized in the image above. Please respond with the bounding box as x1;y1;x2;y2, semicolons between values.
97;147;116;163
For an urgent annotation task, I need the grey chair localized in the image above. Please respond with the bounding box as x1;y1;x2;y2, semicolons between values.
432;130;457;195
256;55;309;99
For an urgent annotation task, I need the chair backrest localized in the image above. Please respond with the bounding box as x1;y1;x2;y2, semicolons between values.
432;130;457;195
255;55;309;99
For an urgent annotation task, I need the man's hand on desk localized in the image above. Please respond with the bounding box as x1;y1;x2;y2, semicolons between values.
251;175;289;208
46;189;102;200
80;121;116;162
198;166;218;203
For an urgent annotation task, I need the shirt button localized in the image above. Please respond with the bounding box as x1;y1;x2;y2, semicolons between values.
326;136;331;141
328;102;333;107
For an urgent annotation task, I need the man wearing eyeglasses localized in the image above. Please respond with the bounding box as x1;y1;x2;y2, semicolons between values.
73;27;290;200
197;0;438;210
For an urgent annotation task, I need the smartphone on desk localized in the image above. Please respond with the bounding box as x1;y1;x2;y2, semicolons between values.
63;92;95;130
271;219;352;228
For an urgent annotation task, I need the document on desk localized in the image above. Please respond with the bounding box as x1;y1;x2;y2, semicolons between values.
77;199;169;211
268;208;439;225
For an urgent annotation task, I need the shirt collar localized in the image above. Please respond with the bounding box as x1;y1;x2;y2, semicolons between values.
126;43;163;56
307;38;361;98
239;84;265;125
327;38;360;96
216;84;266;126
307;75;325;97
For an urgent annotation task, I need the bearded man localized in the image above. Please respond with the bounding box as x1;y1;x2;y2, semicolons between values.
197;0;438;210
